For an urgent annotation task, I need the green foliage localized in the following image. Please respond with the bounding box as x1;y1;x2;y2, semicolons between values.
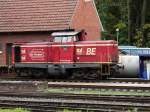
143;24;150;30
63;109;81;112
95;0;150;46
127;108;138;112
114;21;128;45
133;30;143;47
0;108;30;112
101;31;115;40
143;24;150;47
114;21;127;30
133;24;150;47
95;0;128;45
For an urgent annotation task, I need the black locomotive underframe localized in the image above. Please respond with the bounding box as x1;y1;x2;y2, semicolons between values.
14;63;117;78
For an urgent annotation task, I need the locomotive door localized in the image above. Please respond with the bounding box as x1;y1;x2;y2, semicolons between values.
6;43;13;66
59;42;74;63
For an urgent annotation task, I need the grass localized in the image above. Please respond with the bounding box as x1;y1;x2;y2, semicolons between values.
62;108;138;112
63;109;81;112
46;87;150;96
127;108;138;112
0;108;30;112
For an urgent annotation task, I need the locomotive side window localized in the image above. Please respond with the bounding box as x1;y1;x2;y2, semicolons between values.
54;36;78;43
62;37;68;43
67;36;72;42
54;37;62;42
73;36;78;41
62;36;72;43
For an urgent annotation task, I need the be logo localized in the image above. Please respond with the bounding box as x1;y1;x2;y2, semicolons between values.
86;48;96;55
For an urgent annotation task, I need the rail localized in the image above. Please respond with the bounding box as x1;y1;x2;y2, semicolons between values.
0;92;150;112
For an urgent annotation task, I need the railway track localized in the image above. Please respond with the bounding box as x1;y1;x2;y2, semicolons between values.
1;77;150;84
1;80;150;93
47;82;150;92
0;92;150;112
0;80;150;111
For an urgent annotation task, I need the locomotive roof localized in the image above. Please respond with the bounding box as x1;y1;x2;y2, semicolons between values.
13;41;51;45
51;31;79;36
77;40;117;43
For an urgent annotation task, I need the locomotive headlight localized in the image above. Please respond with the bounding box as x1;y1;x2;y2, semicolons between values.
77;57;80;60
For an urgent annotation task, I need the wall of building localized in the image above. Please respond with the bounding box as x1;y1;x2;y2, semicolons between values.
0;32;50;65
71;0;101;40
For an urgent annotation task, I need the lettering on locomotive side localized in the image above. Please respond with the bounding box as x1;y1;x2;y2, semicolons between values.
86;48;96;55
29;48;45;59
21;49;26;54
76;47;97;55
76;48;83;55
21;56;26;61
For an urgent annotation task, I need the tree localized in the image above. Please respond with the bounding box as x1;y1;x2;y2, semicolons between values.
95;0;150;47
141;0;147;46
95;0;128;44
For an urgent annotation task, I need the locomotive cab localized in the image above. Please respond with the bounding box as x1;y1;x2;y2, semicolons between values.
51;30;86;43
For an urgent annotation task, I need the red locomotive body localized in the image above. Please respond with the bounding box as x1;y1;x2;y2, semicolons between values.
12;31;118;79
75;41;118;63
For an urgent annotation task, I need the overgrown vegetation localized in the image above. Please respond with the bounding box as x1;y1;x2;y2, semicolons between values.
95;0;150;47
127;108;138;112
0;108;30;112
63;109;81;112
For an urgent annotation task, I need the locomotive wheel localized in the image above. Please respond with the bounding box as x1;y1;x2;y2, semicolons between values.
70;69;100;80
69;68;110;80
16;68;48;78
30;69;47;78
17;70;28;77
84;70;98;80
69;70;85;79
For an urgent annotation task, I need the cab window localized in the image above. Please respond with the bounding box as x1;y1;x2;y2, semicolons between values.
73;36;78;42
54;36;77;43
54;37;62;42
62;37;68;43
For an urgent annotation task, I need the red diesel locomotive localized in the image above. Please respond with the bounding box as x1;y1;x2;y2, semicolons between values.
12;31;118;79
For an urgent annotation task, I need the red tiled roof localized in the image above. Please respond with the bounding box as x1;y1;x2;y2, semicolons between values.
0;0;78;32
